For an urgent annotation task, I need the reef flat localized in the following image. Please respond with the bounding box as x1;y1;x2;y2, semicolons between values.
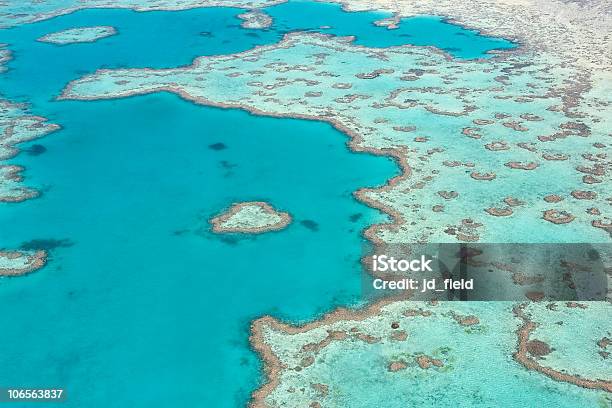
238;10;273;29
0;100;59;202
37;26;117;44
211;201;291;233
0;250;47;276
61;30;611;243
0;0;284;28
251;300;611;407
328;0;612;73
514;302;612;392
0;44;11;72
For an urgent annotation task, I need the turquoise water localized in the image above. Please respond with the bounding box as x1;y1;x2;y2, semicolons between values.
265;2;515;58
0;95;396;407
0;2;515;407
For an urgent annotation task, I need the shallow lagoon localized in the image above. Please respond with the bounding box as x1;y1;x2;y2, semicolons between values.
0;2;515;406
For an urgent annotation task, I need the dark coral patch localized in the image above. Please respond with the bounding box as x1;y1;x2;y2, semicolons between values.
25;144;47;156
349;213;362;222
300;220;319;231
526;339;552;357
209;142;227;151
20;238;73;251
543;209;575;224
